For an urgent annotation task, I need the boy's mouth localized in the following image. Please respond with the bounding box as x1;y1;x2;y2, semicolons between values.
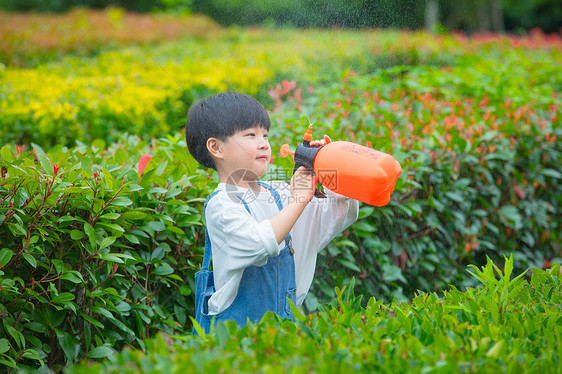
256;156;268;161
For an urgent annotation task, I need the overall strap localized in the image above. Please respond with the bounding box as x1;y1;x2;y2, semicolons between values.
201;189;252;271
257;181;293;254
203;182;294;272
236;196;252;214
201;190;222;271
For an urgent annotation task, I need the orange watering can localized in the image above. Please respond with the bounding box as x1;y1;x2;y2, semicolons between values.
280;125;402;207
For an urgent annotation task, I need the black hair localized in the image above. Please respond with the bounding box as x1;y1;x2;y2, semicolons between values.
185;92;271;170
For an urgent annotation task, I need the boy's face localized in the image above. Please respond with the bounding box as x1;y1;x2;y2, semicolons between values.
211;125;271;184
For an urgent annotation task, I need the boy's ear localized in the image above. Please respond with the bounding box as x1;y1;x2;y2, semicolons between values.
206;138;224;159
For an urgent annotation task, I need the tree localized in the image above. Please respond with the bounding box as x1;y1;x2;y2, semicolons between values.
425;0;439;32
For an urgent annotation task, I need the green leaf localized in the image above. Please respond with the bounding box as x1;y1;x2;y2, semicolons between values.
115;301;131;313
124;234;140;244
155;160;167;176
79;313;104;329
153;263;174;276
99;236;116;250
498;205;522;229
22;253;37;268
108;318;135;336
0;145;14;163
287;298;306;322
87;346;114;359
57;330;80;363
478;131;499;142
166;199;186;206
382;263;407;283
0;358;17;369
486;340;505;358
96;253;124;263
96;222;125;233
111;197;133;207
0;248;14;268
353;221;376;233
167;226;185;235
122;210;148;220
126;184;144;192
166;274;183;282
32;143;53;176
147;187;168;194
179;285;191;296
102;166;114;190
53;259;65;274
0;338;10;354
84;222;97;251
445;191;464;203
150;247;165;261
24;322;48;333
190;316;207;341
146;221;166;232
96;252;134;263
100;213;121;220
22;348;44;363
60;270;84;284
338;259;361;272
488;300;500;324
5;325;22;349
81;158;92;176
166;189;183;199
90;306;114;320
51;292;75;305
503;254;513;281
337;240;358;250
70;230;85;240
541;168;561;179
7;223;26;236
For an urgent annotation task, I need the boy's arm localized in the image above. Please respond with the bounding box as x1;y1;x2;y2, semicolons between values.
269;166;316;245
276;178;359;307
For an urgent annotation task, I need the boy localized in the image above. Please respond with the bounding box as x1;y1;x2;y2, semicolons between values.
185;92;359;333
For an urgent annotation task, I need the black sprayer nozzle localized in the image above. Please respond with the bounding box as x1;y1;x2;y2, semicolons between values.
293;125;326;198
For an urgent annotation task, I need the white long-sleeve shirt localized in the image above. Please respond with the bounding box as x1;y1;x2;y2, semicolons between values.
204;180;360;315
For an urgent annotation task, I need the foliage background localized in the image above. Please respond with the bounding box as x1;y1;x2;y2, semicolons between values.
0;6;560;373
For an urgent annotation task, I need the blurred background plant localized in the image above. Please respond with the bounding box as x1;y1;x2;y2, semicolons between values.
0;0;560;32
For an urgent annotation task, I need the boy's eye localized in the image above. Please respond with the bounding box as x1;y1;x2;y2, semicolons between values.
245;132;267;137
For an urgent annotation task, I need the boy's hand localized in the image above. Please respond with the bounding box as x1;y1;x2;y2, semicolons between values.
290;166;316;205
309;135;331;147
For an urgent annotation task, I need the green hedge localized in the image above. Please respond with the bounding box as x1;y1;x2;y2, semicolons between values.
65;257;562;373
268;50;561;308
0;136;210;371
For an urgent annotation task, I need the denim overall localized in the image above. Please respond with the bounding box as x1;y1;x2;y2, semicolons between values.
193;181;296;334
